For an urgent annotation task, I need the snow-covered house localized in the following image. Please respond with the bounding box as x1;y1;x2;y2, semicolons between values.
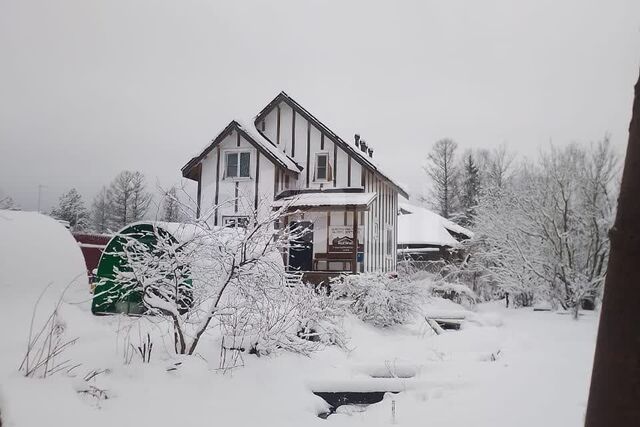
181;92;408;283
397;203;473;262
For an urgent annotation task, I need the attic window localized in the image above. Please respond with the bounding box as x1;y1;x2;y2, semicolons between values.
315;153;329;181
225;151;250;178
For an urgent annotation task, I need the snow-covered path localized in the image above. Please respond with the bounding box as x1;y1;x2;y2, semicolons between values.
1;302;598;427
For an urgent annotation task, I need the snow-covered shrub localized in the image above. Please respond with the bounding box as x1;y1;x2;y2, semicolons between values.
218;280;346;357
402;269;478;308
331;273;425;327
430;281;478;307
106;198;338;356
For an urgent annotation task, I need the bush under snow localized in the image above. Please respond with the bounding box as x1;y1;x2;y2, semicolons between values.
331;273;426;327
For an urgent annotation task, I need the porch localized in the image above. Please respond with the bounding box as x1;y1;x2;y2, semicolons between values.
273;192;375;285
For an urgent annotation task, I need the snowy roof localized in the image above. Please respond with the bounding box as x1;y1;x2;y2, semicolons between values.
182;120;301;180
272;192;377;208
397;202;473;247
117;221;210;243
235;120;302;173
254;92;409;198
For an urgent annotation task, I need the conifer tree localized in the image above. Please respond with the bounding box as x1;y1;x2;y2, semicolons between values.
50;188;88;230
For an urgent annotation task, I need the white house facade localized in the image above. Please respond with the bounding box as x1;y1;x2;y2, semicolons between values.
181;92;408;283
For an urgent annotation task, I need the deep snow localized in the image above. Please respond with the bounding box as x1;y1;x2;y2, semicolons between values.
0;210;599;426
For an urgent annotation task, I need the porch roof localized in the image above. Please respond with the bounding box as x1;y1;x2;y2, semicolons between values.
272;192;377;209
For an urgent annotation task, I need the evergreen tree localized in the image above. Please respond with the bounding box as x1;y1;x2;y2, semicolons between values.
460;152;481;226
91;186;110;233
51;188;88;230
0;195;17;210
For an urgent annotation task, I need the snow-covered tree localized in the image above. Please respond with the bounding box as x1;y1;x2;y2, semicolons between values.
477;144;514;190
106;201;343;356
470;138;618;316
107;171;152;229
160;187;181;222
50;188;88;230
90;187;110;233
459;152;481;226
424;138;460;219
331;272;426;327
0;195;17;210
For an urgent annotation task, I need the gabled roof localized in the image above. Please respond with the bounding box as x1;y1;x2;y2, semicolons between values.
397;202;474;247
254;91;409;199
182;120;301;180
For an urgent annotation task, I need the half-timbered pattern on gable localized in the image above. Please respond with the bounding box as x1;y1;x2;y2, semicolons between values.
182;92;408;282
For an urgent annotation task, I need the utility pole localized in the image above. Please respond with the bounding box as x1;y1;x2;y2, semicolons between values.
37;184;44;213
585;70;640;425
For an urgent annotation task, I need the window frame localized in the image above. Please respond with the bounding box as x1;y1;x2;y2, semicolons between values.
385;225;393;257
224;149;251;180
222;215;250;228
314;152;330;182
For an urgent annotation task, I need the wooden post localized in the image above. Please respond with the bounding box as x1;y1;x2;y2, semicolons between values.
352;206;358;273
585;70;640;426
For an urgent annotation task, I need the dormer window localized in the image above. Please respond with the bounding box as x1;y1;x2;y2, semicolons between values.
225;151;250;178
315;153;330;181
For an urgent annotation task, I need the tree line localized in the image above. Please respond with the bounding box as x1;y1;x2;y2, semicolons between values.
424;136;619;315
47;171;184;233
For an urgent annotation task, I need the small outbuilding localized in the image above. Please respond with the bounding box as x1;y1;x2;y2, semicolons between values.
91;222;195;315
397;203;473;265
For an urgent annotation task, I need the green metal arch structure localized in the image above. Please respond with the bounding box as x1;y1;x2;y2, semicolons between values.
91;222;192;315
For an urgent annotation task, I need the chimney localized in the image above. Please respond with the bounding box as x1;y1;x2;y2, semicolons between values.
368;147;374;158
360;139;368;153
354;133;360;148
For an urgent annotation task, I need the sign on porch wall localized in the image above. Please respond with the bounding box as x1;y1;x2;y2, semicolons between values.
328;225;364;253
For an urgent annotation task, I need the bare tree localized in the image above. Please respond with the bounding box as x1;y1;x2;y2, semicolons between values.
424;138;460;219
478;144;514;190
90;187;110;233
160;186;181;222
107;171;152;229
129;172;152;222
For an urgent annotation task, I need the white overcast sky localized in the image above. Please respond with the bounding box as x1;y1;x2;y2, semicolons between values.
1;0;639;211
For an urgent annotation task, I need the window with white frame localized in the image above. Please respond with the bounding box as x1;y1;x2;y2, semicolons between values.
315;153;329;181
385;226;393;257
225;151;251;178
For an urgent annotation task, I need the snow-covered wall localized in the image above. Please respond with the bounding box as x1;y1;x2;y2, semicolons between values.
199;129;276;225
260;100;363;191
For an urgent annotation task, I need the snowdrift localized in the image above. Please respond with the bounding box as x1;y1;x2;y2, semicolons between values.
0;210;89;375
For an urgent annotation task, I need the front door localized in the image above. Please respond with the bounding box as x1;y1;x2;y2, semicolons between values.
288;221;313;272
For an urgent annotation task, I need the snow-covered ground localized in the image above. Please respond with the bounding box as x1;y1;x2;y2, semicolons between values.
0;211;599;426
